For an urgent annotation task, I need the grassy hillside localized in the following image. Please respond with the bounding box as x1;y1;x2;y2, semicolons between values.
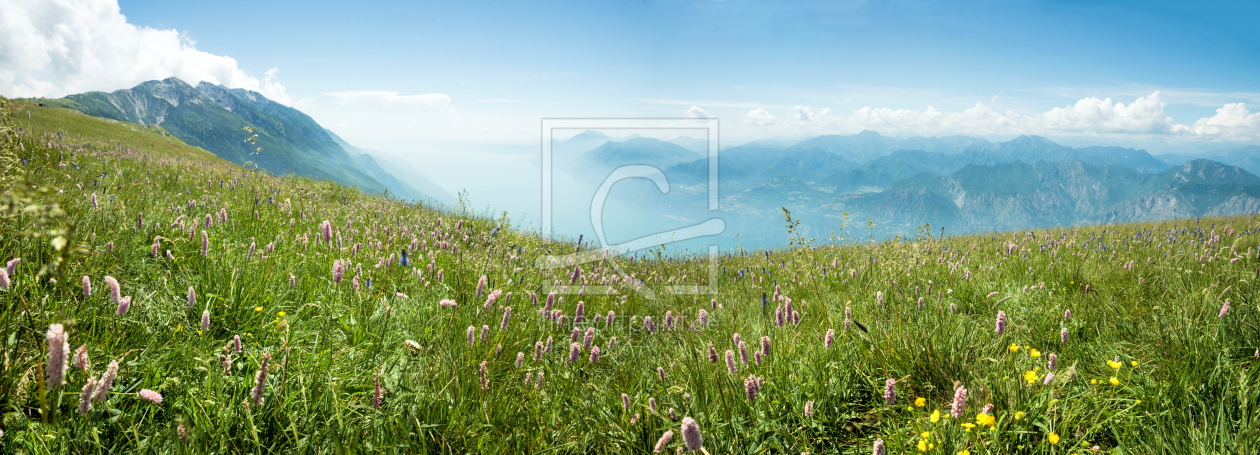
1;96;1259;454
11;100;223;162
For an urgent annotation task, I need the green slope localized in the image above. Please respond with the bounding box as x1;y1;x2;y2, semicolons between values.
11;99;222;162
3;96;1260;454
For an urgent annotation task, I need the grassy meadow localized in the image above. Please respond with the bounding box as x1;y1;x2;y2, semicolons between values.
1;97;1259;454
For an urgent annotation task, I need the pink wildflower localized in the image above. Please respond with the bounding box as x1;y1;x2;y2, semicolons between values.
680;417;702;452
138;389;163;404
950;386;967;419
46;324;69;388
653;430;674;453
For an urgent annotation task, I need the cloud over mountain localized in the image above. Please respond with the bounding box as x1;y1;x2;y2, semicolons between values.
739;91;1259;142
684;106;712;118
1180;103;1260;142
0;0;301;106
1038;92;1176;134
744;108;778;126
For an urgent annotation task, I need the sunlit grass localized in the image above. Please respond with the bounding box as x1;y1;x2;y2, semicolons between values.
1;97;1258;453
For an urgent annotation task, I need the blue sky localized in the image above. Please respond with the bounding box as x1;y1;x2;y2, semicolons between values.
3;0;1258;150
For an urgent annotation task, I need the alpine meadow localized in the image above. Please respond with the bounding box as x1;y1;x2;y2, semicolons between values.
1;96;1259;454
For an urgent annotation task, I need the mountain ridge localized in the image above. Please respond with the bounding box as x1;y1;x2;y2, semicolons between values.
35;77;449;205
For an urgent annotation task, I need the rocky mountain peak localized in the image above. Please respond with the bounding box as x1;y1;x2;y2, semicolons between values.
136;77;200;108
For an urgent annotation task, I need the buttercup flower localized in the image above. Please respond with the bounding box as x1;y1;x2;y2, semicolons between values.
1024;370;1039;384
976;413;995;426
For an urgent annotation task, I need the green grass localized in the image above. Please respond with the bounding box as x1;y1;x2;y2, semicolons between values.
1;97;1259;454
10;100;223;163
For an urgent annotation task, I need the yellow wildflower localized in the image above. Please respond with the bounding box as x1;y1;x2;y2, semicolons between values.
1024;370;1039;384
1110;376;1120;385
1048;432;1060;444
255;306;263;312
278;311;287;317
1130;360;1138;367
915;397;926;407
1009;343;1020;352
1091;379;1098;384
930;409;941;423
1030;348;1041;357
1014;411;1025;421
918;439;929;452
1107;360;1122;370
962;423;976;432
976;413;995;426
921;431;930;439
958;451;971;455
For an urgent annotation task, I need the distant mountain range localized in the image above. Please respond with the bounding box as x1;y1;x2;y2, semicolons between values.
36;77;451;205
843;159;1260;232
560;128;1260;244
666;132;1173;189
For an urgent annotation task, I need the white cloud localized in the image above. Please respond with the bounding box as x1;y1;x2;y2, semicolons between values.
260;69;309;109
1181;103;1260;142
684;106;713;118
324;90;454;115
732;91;1259;142
0;0;300;105
1037;91;1176;134
841;103;1029;136
743;108;778;126
790;105;833;123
